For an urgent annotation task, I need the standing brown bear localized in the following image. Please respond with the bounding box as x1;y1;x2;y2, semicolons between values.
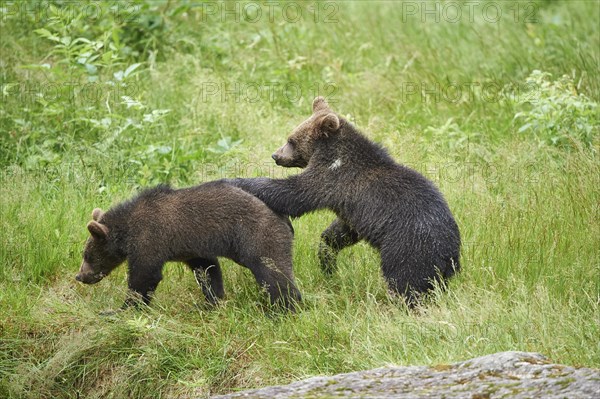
76;182;301;311
227;97;461;306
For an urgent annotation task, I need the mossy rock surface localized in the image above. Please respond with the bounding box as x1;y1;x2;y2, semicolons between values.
213;352;600;398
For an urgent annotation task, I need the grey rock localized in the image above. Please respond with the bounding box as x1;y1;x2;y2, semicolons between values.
213;351;600;398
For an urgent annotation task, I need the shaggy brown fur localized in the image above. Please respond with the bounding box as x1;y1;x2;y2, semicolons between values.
76;182;300;311
227;97;460;306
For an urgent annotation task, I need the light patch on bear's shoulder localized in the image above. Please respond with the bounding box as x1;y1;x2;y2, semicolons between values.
328;158;343;170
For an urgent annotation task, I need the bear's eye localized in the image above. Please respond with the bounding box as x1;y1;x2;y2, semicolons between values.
287;139;296;147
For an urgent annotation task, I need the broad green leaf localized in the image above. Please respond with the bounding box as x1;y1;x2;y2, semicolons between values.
34;28;60;42
124;63;142;78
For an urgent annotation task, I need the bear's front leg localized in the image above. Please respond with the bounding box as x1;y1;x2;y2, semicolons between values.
186;257;224;306
224;177;317;218
318;218;360;275
123;262;164;308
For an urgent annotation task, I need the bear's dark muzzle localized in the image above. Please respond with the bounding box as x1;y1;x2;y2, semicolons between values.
272;153;307;168
272;153;287;166
75;272;105;284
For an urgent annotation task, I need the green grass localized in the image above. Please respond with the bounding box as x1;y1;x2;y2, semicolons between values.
1;1;599;398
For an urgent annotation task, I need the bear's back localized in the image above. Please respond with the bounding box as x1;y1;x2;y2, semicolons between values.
123;182;292;258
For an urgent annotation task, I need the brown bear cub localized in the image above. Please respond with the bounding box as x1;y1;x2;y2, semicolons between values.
76;181;301;311
227;97;461;307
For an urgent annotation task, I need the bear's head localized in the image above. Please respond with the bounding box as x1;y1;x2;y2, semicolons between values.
76;208;126;285
272;96;340;168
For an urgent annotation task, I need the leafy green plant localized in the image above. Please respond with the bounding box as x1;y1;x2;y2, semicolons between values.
207;136;243;155
510;70;599;149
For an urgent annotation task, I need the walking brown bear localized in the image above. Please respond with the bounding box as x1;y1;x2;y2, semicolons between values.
76;181;301;311
226;97;461;306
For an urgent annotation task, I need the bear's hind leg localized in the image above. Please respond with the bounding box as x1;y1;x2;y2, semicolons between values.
380;252;434;309
186;257;224;305
318;218;360;275
245;257;301;311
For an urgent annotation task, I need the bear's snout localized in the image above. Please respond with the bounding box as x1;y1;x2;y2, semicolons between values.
76;261;105;284
271;142;297;167
272;153;289;166
75;271;105;284
272;147;306;168
272;152;285;166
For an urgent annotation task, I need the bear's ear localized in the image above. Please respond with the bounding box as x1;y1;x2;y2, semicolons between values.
92;208;104;221
318;113;340;135
312;96;331;113
87;221;109;240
